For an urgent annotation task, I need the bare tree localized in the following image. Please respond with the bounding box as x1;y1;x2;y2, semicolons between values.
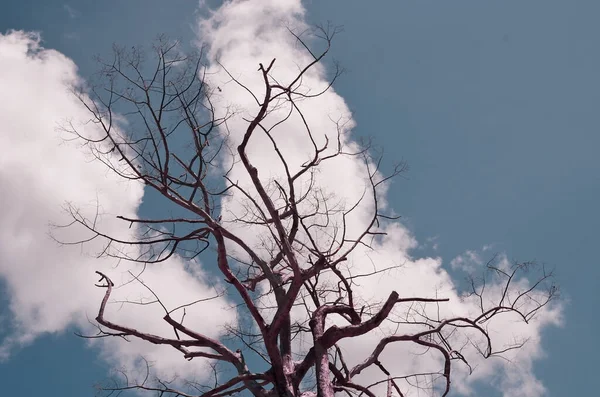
64;29;558;397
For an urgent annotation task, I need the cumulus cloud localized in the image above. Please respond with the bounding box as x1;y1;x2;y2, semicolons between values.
0;30;235;382
0;0;563;395
196;0;563;395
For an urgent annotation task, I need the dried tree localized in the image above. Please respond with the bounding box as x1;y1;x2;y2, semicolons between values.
65;30;558;397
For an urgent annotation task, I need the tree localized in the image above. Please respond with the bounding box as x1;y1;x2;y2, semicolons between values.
65;29;558;397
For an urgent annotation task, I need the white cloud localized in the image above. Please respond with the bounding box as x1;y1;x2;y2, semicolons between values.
0;30;235;383
0;0;563;395
450;249;483;272
197;1;563;396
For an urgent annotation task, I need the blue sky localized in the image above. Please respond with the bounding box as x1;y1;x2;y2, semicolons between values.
0;1;598;396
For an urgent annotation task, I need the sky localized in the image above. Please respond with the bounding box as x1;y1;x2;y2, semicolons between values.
0;1;598;396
